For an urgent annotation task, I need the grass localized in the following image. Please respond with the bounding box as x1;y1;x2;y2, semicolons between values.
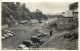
2;24;39;49
2;21;78;50
2;24;51;50
40;28;78;50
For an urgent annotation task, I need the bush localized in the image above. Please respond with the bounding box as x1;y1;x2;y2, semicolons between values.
62;31;78;40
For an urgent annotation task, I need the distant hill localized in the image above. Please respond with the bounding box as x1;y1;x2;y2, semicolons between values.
45;13;55;15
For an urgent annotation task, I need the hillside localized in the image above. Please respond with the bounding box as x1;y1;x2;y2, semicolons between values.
2;2;47;26
40;29;78;50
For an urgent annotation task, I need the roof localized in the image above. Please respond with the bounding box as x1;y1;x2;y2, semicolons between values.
63;10;73;17
20;21;29;23
30;19;38;23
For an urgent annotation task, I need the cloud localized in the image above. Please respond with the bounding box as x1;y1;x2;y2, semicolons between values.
25;2;74;14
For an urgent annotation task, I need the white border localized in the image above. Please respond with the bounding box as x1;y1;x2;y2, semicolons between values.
0;0;79;2
0;0;79;51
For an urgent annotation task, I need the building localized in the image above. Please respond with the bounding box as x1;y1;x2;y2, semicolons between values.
20;21;29;24
56;9;78;30
63;10;73;17
29;19;38;25
55;2;78;30
30;19;38;24
73;9;78;18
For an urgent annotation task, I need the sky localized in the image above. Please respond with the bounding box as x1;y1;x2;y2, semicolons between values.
25;2;75;14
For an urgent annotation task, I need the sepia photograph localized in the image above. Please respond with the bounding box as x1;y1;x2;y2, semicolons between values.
1;2;78;50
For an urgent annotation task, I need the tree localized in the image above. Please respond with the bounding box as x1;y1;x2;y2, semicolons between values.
69;2;78;10
2;2;47;26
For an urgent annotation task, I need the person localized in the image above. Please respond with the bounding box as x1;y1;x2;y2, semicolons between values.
50;28;56;36
50;29;53;36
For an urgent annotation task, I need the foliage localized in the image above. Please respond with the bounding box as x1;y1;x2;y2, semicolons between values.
2;2;47;26
62;31;78;40
69;2;78;10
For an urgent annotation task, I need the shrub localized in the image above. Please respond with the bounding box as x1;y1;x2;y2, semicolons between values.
62;31;78;40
